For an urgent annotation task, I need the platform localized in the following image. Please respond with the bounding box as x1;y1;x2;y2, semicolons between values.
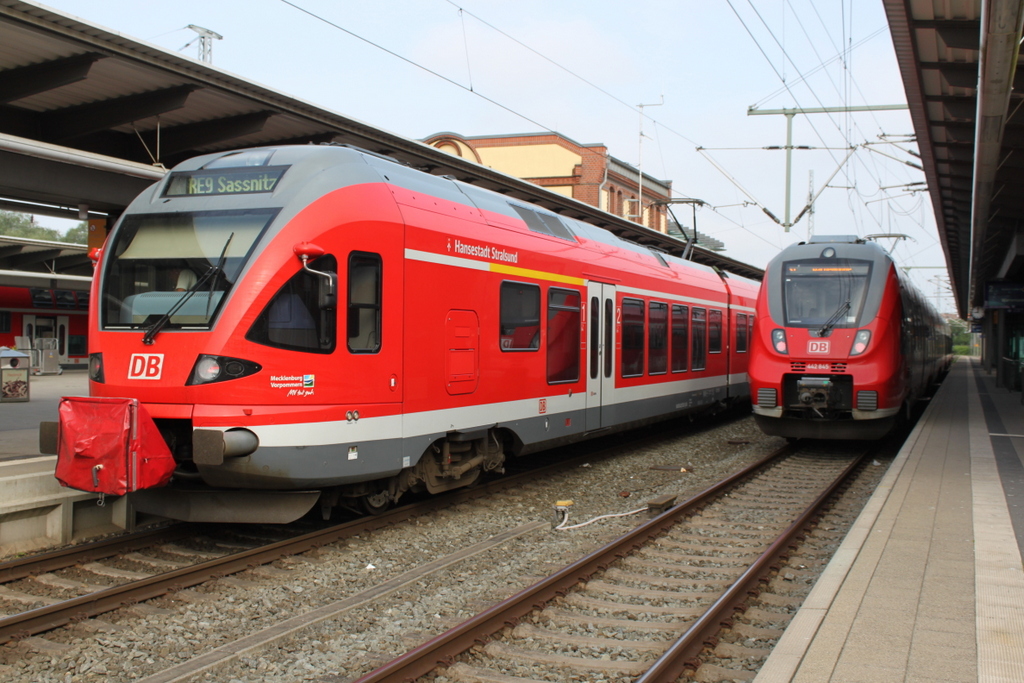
0;370;141;555
756;357;1024;683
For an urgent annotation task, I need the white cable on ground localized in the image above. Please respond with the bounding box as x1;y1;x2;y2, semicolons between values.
554;506;648;531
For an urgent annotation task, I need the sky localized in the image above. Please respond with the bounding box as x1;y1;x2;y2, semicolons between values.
30;0;955;314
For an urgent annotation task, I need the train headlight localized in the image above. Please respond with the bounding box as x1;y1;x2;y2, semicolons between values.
88;353;104;383
187;355;262;386
850;330;871;356
771;329;788;354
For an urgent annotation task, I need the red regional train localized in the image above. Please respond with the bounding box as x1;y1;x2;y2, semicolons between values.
749;235;951;441
45;144;759;523
0;284;90;368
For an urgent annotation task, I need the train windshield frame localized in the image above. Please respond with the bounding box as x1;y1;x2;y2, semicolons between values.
781;258;873;328
101;209;277;331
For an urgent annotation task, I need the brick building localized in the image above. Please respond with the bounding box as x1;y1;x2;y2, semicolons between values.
424;131;672;233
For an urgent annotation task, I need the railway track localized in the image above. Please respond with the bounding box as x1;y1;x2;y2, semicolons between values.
0;413;748;650
351;440;875;682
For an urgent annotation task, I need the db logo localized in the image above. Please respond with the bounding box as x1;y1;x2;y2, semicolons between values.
807;340;830;354
128;353;164;380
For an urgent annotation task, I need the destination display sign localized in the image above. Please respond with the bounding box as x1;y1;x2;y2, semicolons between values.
164;166;288;197
786;261;871;277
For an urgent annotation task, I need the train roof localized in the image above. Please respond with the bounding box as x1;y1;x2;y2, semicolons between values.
770;236;893;267
129;144;746;288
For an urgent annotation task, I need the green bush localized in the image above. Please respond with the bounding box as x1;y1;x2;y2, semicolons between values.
953;344;971;356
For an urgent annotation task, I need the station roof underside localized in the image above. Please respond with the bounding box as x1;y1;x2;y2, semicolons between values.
0;0;763;282
885;0;1024;318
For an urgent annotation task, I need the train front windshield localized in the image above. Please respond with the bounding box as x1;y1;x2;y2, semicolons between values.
101;210;275;330
782;259;873;328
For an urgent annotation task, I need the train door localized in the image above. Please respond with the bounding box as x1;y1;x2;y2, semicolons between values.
586;282;616;430
56;316;69;364
22;314;59;346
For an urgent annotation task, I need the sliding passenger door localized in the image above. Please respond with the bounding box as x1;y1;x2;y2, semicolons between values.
586;282;616;430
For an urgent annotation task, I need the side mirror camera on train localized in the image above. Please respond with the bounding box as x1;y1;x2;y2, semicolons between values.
293;242;337;310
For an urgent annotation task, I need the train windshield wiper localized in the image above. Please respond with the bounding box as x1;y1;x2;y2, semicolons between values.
142;233;234;346
141;266;219;345
817;299;850;337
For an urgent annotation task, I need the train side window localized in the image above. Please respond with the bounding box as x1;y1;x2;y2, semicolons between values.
649;301;668;375
500;281;540;351
247;255;337;354
621;298;645;378
348;252;382;353
590;296;599;379
735;313;748;352
547;288;581;383
603;298;613;378
68;335;86;356
671;304;688;372
0;311;9;334
691;307;707;371
709;310;723;353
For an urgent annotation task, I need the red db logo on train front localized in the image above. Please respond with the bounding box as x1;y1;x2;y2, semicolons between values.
128;353;164;380
807;340;830;354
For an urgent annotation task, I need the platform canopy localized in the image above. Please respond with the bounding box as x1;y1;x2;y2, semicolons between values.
885;0;1024;318
0;0;763;281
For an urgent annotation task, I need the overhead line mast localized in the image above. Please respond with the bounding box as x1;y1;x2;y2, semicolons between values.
747;104;909;231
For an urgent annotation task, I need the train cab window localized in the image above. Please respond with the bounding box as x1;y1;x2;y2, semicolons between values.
348;252;382;353
671;304;689;372
782;259;872;327
691;307;707;371
247;255;337;353
649;301;668;375
736;313;748;353
101;209;276;330
709;310;723;353
590;296;600;380
621;298;645;377
500;282;540;351
547;288;581;383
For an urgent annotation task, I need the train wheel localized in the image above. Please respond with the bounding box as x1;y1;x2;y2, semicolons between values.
361;490;391;515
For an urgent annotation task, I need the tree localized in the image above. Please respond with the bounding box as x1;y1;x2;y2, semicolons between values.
0;210;87;244
62;223;89;244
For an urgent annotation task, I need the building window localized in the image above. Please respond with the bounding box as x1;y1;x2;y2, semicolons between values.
709;309;723;353
692;307;707;371
621;298;645;377
500;282;540;351
671;304;688;372
649;301;668;374
547;288;581;383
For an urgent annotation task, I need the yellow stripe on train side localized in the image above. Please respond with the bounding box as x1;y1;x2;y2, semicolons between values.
489;262;585;286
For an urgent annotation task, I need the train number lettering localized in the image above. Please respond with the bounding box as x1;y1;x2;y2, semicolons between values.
807;340;830;354
128;353;164;380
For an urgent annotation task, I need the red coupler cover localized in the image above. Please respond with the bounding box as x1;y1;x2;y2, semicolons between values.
55;396;176;495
